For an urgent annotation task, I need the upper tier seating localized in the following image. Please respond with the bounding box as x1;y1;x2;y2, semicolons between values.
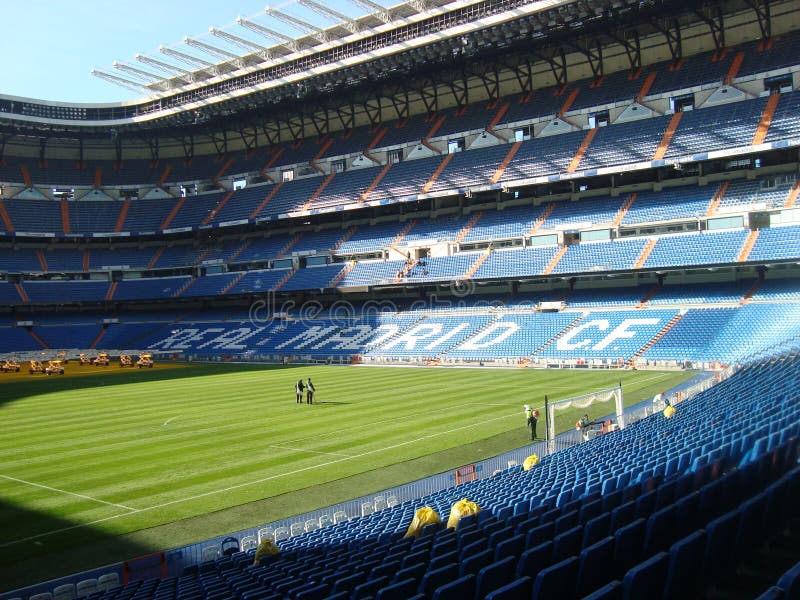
1;87;798;236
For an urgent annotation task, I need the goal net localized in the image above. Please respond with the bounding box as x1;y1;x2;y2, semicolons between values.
546;385;624;452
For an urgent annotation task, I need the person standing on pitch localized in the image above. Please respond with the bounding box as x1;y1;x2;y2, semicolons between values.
528;408;540;441
295;379;305;403
306;378;315;404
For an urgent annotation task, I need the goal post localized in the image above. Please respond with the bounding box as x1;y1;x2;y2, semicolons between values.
545;384;624;453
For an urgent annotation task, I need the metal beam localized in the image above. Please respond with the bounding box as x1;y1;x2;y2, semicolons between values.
237;17;298;52
183;37;241;61
264;6;329;43
91;69;154;94
160;46;215;68
347;0;392;23
136;53;191;76
297;0;361;33
210;27;270;56
744;0;771;42
695;5;725;54
112;61;163;82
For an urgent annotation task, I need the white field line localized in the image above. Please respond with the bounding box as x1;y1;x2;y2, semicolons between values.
0;373;676;548
162;415;180;426
269;445;352;457
0;473;136;512
0;409;519;548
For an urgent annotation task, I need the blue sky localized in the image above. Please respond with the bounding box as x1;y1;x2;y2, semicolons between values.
0;0;377;104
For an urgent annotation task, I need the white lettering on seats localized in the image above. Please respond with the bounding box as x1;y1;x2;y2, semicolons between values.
313;325;375;351
275;326;338;350
459;322;520;350
556;320;610;351
197;328;266;350
593;318;660;351
382;323;443;350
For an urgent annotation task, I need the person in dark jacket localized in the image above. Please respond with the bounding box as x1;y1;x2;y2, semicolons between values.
306;378;315;404
295;379;304;403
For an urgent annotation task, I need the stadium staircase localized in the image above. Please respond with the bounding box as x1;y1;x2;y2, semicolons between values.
36;250;48;272
454;212;484;244
202;190;234;225
14;283;29;304
331;227;357;253
463;249;491;280
542;246;569;275
26;328;48;349
159;197;184;230
146;248;164;271
530;312;586;357
421;154;454;193
611;193;636;227
19;163;33;188
390;220;417;250
784;181;800;208
104;281;118;302
752;93;781;145
636;284;662;309
393;259;418;283
627;309;686;365
566;128;598;173
259;148;284;179
740;279;762;306
724;51;745;84
705;181;730;216
89;326;108;350
82;250;90;272
114;199;130;232
527;202;556;234
364;127;388;165
211;157;235;189
490;141;522;183
60;200;70;234
652;112;683;160
192;249;212;267
276;233;302;259
0;198;15;232
331;261;357;288
227;239;253;264
172;278;197;298
301;173;335;211
635;72;657;102
93;165;103;190
272;268;298;292
359;163;392;203
633;239;657;269
485;101;510;141
737;230;760;262
248;182;284;220
220;272;247;295
157;164;172;187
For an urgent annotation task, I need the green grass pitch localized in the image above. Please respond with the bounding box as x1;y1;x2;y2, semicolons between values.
0;362;696;591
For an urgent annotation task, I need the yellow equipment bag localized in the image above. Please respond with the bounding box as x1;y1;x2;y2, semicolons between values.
446;498;481;530
523;454;540;470
663;405;676;419
253;538;280;565
404;506;442;538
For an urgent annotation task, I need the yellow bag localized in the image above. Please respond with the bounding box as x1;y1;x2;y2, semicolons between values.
253;538;280;565
663;405;675;419
523;454;540;470
446;498;481;530
404;506;441;538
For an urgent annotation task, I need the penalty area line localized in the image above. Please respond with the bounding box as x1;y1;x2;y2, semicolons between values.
0;473;136;512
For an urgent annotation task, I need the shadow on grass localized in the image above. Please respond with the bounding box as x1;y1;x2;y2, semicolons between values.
0;497;154;595
0;362;304;408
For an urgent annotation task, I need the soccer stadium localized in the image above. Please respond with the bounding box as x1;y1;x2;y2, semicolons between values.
1;0;799;597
